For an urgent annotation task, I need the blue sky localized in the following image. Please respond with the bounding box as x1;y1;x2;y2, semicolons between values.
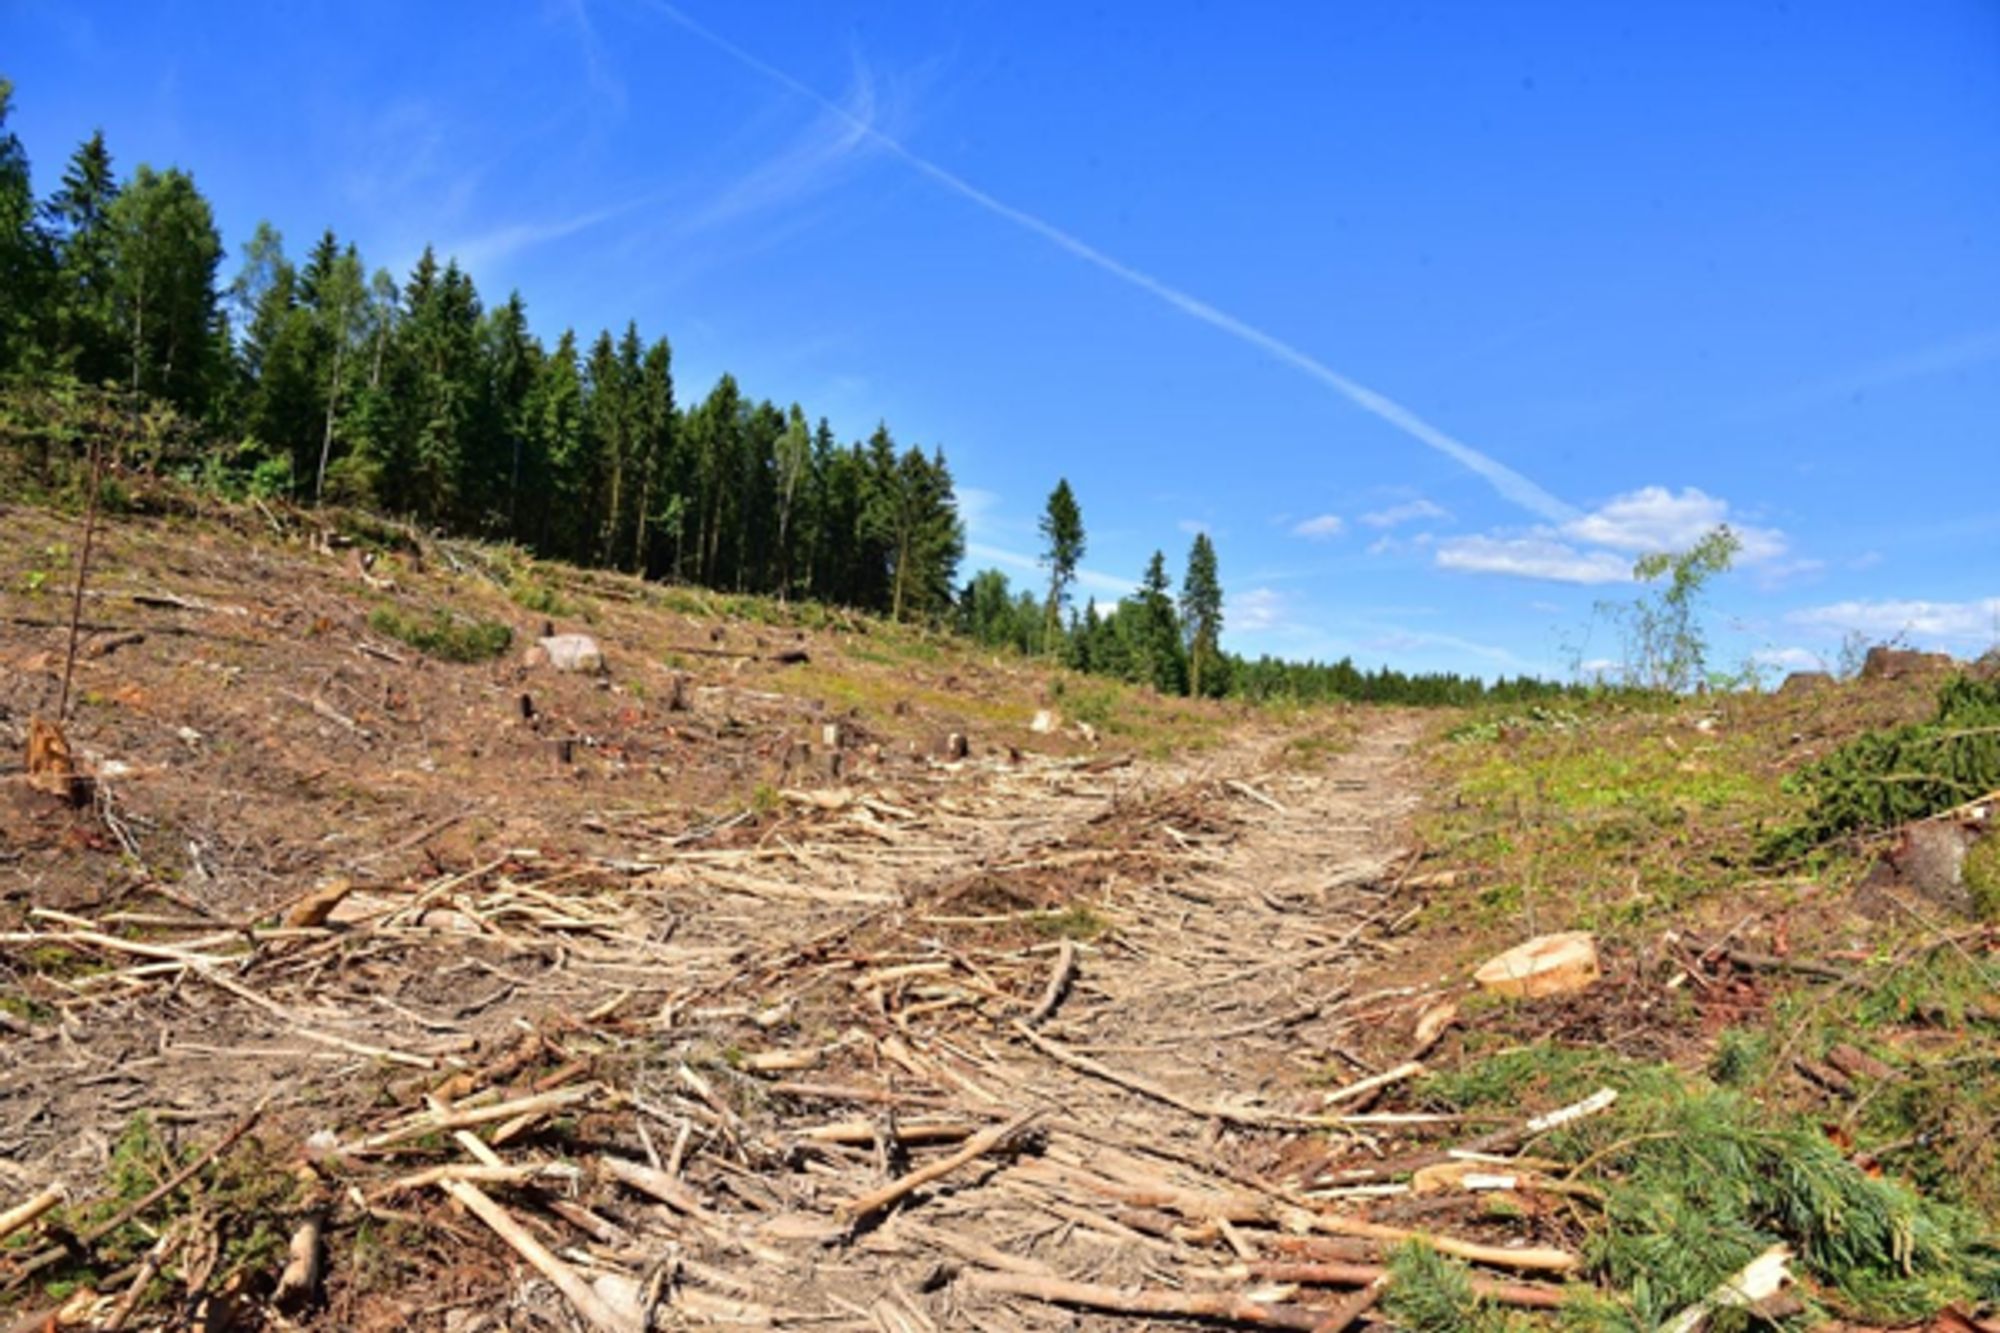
7;0;1998;679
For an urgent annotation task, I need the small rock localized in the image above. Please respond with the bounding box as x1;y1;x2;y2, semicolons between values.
533;633;605;673
1030;709;1058;734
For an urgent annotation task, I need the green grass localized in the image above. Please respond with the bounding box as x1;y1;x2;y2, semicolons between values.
1418;700;1810;934
1031;905;1109;940
368;605;514;662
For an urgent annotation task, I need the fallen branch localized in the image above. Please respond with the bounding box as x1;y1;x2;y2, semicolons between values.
969;1270;1323;1330
839;1111;1040;1222
1242;1261;1566;1308
438;1178;641;1333
1024;940;1077;1027
0;1186;65;1244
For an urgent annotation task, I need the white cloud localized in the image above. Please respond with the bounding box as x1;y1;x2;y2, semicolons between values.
1234;587;1287;632
1290;514;1345;541
1434;534;1631;585
1178;518;1211;536
1561;486;1786;563
1360;499;1448;529
1786;598;2000;644
675;69;883;237
440;207;622;273
956;486;1000;535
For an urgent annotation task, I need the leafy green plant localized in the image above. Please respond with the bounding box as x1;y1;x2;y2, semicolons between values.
1597;526;1740;694
368;606;513;662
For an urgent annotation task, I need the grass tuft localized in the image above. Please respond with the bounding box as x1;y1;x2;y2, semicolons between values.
369;606;513;662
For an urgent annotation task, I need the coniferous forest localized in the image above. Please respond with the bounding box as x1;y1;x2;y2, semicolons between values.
0;78;1578;707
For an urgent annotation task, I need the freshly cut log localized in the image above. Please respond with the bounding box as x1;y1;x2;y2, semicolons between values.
1473;931;1600;999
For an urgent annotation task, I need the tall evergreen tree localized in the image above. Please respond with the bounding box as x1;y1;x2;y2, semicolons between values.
1038;478;1085;652
1180;532;1224;698
0;79;46;374
877;445;964;621
631;335;676;575
1134;550;1186;694
40;129;120;382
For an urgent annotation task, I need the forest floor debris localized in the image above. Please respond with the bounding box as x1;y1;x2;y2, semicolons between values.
4;502;2000;1329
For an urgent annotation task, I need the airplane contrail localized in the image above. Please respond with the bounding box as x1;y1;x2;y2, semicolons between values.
647;1;1578;525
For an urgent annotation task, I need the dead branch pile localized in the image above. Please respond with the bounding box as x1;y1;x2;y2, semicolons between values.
0;722;1614;1330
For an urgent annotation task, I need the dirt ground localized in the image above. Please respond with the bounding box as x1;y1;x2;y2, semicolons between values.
4;503;1508;1331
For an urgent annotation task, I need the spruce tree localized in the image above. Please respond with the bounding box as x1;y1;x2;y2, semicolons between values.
41;129;120;382
0;79;46;374
1038;478;1085;653
1180;532;1224;698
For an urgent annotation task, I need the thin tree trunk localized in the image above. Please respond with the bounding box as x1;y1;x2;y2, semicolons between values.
315;338;345;505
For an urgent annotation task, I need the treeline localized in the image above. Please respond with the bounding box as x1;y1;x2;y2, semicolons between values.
0;78;1574;707
0;81;963;618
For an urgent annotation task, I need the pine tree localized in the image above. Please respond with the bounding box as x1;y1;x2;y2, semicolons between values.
0;79;47;374
1180;532;1224;698
1135;550;1186;694
41;129;120;382
877;446;963;621
481;291;539;533
630;335;674;574
1039;478;1085;653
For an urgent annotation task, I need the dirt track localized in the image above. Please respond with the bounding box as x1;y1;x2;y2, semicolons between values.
6;570;1470;1329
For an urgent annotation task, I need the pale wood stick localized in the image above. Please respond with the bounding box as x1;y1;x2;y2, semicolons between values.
1226;778;1288;813
438;1178;641;1333
1243;1262;1566;1309
354;1085;595;1152
1320;1060;1424;1107
1311;1275;1388;1333
1024;939;1077;1027
968;1270;1322;1330
890;1221;1055;1277
601;1154;719;1222
838;1111;1039;1221
1014;1023;1339;1130
1307;1214;1578;1274
0;1186;66;1243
